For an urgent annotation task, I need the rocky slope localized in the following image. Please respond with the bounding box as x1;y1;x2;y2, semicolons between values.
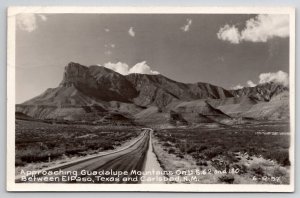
125;73;233;108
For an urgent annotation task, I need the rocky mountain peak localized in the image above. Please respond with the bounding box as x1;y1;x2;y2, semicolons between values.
60;62;90;87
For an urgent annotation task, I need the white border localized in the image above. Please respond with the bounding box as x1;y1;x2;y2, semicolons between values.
7;6;296;192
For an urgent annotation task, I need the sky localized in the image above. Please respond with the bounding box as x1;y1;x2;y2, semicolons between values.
16;13;290;103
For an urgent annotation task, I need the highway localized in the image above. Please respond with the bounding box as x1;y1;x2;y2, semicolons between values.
16;128;153;184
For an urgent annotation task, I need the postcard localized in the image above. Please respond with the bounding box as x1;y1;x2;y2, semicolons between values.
7;6;295;192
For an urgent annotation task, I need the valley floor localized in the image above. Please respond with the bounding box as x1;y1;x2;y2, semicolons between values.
152;121;290;184
15;119;141;175
15;119;291;184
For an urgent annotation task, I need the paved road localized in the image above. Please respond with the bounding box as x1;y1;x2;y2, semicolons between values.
16;129;152;184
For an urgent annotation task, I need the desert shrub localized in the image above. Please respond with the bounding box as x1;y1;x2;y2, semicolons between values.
251;165;264;176
20;153;51;163
264;150;290;166
218;175;235;184
168;148;176;154
15;158;26;166
231;147;241;153
17;145;63;163
163;136;176;143
187;146;197;154
65;148;85;156
102;144;114;151
177;154;184;159
282;157;290;166
114;142;122;147
211;159;228;170
203;147;223;160
163;142;172;147
231;164;247;174
198;145;208;152
87;144;100;150
272;166;287;177
226;152;240;163
192;153;205;160
176;144;186;153
196;160;208;166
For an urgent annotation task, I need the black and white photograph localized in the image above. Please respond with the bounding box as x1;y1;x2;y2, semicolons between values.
7;7;295;192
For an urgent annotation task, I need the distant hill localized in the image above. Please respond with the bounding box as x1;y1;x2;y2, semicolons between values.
229;82;289;102
16;62;289;126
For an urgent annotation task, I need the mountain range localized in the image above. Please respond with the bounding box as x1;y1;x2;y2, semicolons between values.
16;62;289;126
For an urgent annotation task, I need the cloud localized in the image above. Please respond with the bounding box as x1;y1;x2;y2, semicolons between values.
128;27;135;37
103;62;129;75
241;15;289;42
231;70;289;90
217;14;289;44
39;14;47;21
103;61;159;75
16;14;47;32
231;84;244;90
104;43;115;55
104;28;110;32
181;18;192;32
259;70;289;86
104;43;115;48
104;50;112;56
16;14;37;32
217;25;240;44
247;80;257;87
129;61;159;75
217;56;225;62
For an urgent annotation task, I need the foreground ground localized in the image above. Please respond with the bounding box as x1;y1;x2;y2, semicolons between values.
15;120;141;174
16;130;150;183
152;121;290;184
15;119;291;184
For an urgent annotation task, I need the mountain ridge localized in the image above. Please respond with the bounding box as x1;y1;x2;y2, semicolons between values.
16;62;289;125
